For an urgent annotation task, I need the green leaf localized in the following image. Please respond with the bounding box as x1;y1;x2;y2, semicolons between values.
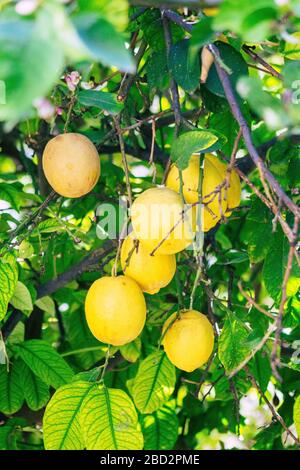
209;110;239;156
0;253;18;321
0;183;27;211
141;10;184;52
73;14;134;73
243;199;273;263
146;51;169;91
18;359;50;411
66;309;106;370
15;340;74;389
204;41;248;98
294;395;300;440
120;338;141;363
213;0;276;42
78;90;123;115
44;381;94;450
77;0;129;32
0;361;24;414
35;296;56;316
0;8;64;123
218;312;251;374
80;385;144;450
18;240;34;259
190;16;214;48
237;76;289;130
263;229;300;303
169;39;200;93
36;219;65;234
132;351;176;414
171;130;224;170
10;281;33;315
141;404;179;450
0;417;26;450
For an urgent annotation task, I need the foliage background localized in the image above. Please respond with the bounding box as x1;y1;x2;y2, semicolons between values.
0;0;300;451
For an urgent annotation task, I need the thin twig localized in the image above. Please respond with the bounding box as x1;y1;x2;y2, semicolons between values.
114;116;133;208
242;45;283;80
246;366;300;447
208;43;300;219
238;281;275;320
271;216;299;381
228;324;276;379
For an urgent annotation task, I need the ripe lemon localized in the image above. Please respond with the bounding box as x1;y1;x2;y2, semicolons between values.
166;154;228;231
42;133;100;198
205;154;241;216
131;187;195;255
284;32;300;60
85;275;146;346
162;310;214;372
121;232;176;294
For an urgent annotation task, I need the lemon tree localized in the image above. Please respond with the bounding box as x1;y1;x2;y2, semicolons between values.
0;0;300;452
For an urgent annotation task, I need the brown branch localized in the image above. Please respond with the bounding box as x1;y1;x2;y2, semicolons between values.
238;281;276;320
1;240;116;341
242;45;283;80
228;324;276;379
208;43;300;219
271;216;299;381
164;9;193;33
162;12;182;133
245;366;300;447
0;190;57;255
117;40;147;102
113;116;133;208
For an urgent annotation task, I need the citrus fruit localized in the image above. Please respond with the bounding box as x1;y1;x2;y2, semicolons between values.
166;154;228;231
121;232;176;294
42;133;100;198
162;310;214;372
284;32;300;60
205;153;241;216
85;275;146;346
131;187;195;255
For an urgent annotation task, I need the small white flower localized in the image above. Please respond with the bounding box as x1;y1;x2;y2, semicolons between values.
65;71;81;92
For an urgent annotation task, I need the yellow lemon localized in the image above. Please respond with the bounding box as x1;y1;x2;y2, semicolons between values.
42;133;100;198
205;154;241;216
284;32;300;60
131;187;195;255
162;310;214;372
166;154;228;231
85;275;146;346
121;232;176;294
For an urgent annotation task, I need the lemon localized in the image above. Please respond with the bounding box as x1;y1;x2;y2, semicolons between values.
284;32;300;60
166;154;229;231
131;187;195;255
42;133;100;198
205;154;241;216
121;232;176;294
85;275;146;346
162;310;214;372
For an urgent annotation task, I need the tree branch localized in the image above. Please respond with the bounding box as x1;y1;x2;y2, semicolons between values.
1;240;116;340
208;43;300;219
245;366;300;447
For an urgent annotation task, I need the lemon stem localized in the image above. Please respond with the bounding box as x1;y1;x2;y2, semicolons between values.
98;345;111;383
